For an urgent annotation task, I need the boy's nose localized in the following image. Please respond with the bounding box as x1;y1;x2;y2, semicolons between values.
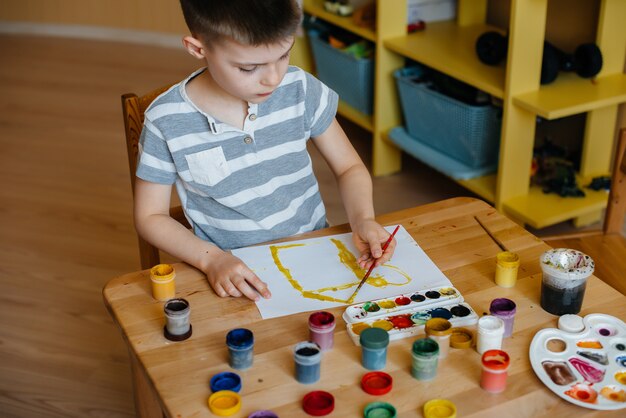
261;65;281;87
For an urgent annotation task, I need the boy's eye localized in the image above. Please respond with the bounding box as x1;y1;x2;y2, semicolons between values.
239;66;258;73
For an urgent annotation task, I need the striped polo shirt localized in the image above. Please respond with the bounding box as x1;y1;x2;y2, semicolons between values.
136;66;338;250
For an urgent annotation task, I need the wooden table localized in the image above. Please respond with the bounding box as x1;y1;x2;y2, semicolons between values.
103;198;626;417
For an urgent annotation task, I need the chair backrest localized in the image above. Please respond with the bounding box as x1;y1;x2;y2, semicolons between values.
604;127;626;235
121;86;190;269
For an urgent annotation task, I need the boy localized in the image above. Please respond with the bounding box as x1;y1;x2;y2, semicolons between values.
134;0;397;301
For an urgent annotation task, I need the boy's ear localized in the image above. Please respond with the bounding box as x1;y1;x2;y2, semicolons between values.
182;35;207;59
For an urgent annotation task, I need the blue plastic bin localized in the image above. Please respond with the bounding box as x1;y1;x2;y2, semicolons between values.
394;67;501;168
308;30;374;115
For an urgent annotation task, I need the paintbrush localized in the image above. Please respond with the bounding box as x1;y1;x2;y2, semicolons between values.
474;216;508;252
347;225;400;304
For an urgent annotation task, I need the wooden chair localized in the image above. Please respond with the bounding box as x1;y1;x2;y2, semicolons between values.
544;127;626;295
121;86;190;270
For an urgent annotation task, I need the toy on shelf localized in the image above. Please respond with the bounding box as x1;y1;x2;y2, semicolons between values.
475;31;603;84
531;138;585;198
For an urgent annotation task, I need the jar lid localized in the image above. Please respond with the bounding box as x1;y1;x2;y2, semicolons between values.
424;399;457;418
425;318;452;336
540;248;594;280
248;411;278;418
302;391;334;416
226;328;254;349
361;371;393;395
496;251;520;267
450;328;473;349
360;327;389;349
481;349;510;370
558;314;584;333
207;390;241;416
210;372;242;393
364;401;396;418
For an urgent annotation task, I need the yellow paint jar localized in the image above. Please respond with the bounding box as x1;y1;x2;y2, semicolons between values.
150;264;175;301
495;251;520;288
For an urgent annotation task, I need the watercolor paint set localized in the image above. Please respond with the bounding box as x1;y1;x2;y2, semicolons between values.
530;313;626;410
342;286;479;345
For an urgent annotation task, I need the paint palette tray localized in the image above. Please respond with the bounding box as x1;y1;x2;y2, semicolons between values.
342;286;464;324
529;314;626;410
345;301;479;345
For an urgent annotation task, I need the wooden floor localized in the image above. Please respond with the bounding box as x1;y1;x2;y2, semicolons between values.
0;34;623;417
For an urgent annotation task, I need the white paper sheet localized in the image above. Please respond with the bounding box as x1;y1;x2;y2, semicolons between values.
232;225;452;319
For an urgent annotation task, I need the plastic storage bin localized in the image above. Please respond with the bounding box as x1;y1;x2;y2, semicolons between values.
394;67;501;168
308;30;374;115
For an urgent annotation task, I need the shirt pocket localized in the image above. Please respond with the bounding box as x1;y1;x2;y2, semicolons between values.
185;147;231;187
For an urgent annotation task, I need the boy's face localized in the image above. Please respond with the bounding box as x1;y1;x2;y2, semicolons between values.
200;36;295;104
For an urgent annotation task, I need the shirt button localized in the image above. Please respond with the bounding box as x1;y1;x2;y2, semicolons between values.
244;136;253;144
248;113;257;121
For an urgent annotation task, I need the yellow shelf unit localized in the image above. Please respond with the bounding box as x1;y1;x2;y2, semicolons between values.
302;0;376;42
384;21;505;99
303;0;404;176
513;73;626;120
337;100;373;132
304;0;625;229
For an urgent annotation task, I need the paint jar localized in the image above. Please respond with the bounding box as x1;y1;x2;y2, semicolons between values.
294;341;322;384
150;263;175;301
476;315;504;355
411;337;439;381
359;327;390;370
226;328;254;370
495;251;520;288
480;349;510;393
425;318;452;359
163;298;192;341
540;249;594;315
423;399;457;418
309;311;336;351
363;402;397;418
489;298;517;338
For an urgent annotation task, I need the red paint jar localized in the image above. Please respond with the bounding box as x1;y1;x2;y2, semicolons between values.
309;311;336;351
480;350;510;393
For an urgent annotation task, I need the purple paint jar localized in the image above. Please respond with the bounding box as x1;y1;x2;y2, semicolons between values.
309;311;336;351
489;298;516;338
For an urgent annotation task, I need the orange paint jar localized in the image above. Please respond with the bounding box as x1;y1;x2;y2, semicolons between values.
150;264;175;301
480;350;510;393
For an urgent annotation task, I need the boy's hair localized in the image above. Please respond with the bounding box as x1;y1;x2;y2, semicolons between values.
179;0;302;46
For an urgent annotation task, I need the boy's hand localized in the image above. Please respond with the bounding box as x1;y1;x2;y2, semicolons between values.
353;219;397;270
203;252;271;301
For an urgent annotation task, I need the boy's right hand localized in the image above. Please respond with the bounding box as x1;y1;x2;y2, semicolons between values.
203;251;271;301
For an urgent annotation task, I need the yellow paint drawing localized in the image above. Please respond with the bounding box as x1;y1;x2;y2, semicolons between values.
270;238;411;304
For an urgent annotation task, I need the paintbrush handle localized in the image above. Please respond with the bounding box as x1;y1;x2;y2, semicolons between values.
474;216;508;252
348;225;401;303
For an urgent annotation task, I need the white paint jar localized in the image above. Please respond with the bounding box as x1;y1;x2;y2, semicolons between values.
477;315;505;355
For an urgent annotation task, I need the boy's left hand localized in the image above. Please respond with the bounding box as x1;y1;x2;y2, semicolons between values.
353;219;397;270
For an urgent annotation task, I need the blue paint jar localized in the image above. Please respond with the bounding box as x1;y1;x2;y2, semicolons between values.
226;328;254;370
360;328;390;370
411;337;439;381
294;341;322;384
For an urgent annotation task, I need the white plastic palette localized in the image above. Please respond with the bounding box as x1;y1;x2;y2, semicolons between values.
343;286;478;345
530;314;626;410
